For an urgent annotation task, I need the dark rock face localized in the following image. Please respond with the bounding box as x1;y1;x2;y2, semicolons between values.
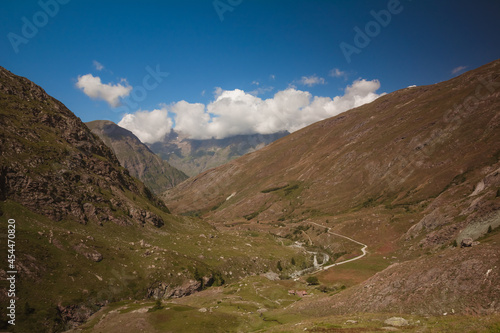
146;280;202;299
57;303;101;329
0;66;167;227
86;120;188;194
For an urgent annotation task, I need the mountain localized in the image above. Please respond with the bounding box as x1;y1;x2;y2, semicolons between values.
148;130;289;177
163;60;500;314
0;69;169;227
85;120;188;194
0;67;302;332
164;60;500;227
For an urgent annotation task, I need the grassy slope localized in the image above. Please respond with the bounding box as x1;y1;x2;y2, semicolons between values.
0;200;307;332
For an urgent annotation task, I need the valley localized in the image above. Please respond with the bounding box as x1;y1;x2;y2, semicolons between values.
1;59;499;332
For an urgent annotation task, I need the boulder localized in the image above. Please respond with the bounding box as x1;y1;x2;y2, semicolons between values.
461;238;474;247
384;317;408;327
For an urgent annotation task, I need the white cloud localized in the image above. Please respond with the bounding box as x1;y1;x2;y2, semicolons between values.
118;108;173;143
298;75;326;87
118;78;384;142
76;74;132;107
407;85;417;88
249;86;274;96
93;60;104;71
451;66;467;75
329;68;347;79
252;81;260;86
269;74;276;80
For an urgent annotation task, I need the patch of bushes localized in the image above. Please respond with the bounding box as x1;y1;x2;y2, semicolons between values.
210;201;224;211
293;225;310;235
306;276;319;285
284;184;300;196
362;197;376;208
212;271;225;287
261;184;289;193
148;300;164;312
332;251;347;261
243;212;259;220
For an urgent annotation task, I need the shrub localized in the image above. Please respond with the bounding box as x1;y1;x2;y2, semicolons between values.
277;260;283;271
316;285;331;293
212;271;225;287
148;300;163;312
306;276;319;285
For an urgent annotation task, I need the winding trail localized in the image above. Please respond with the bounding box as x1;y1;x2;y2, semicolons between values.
307;221;368;271
289;221;368;278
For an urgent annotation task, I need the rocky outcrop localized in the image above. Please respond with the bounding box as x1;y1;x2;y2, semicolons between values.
147;280;201;299
58;303;103;329
73;243;103;262
461;238;474;247
146;276;215;300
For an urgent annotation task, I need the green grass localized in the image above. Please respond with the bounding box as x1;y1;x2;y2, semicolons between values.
0;199;310;332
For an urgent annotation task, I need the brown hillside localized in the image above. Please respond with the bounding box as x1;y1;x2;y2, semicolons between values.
164;60;500;226
162;59;500;316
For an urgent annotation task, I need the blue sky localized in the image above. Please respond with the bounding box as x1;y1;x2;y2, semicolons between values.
1;0;499;141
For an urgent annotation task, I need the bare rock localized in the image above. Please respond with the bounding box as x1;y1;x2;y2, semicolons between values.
384;317;408;327
74;243;103;262
57;304;95;329
461;238;474;248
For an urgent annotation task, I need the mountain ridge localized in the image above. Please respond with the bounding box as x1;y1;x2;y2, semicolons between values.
149;130;290;177
163;60;500;228
86;120;188;194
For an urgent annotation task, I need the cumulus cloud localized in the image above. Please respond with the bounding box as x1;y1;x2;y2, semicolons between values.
76;74;132;107
119;79;384;142
118;108;173;143
298;75;326;87
451;66;467;75
93;60;104;71
329;68;347;79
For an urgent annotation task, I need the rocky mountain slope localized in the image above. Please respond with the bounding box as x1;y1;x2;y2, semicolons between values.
163;60;500;314
149;130;289;177
0;68;168;227
86;120;188;194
